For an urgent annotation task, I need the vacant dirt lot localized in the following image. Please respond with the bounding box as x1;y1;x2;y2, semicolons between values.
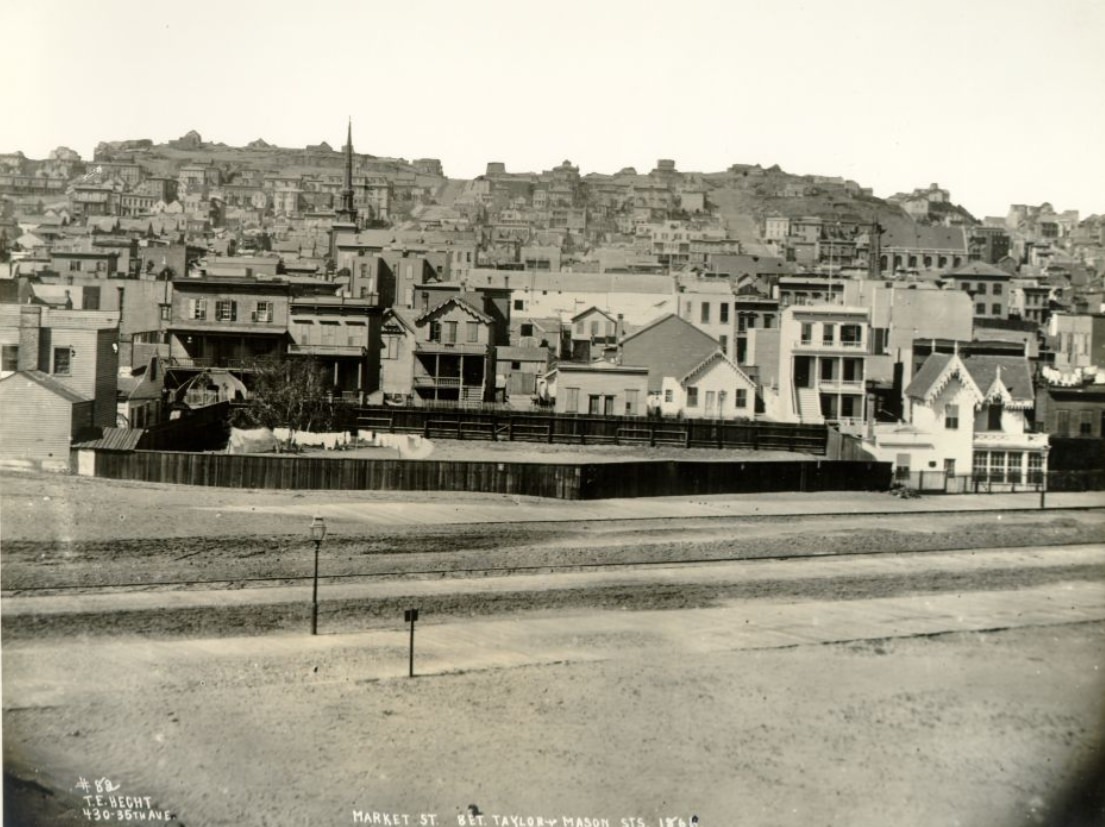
3;466;1104;826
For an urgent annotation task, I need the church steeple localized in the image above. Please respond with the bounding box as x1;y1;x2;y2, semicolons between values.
337;118;358;226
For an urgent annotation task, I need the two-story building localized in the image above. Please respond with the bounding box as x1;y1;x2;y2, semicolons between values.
288;296;382;403
947;262;1013;320
751;305;870;429
0;303;120;431
168;276;294;370
868;350;1048;487
409;296;498;404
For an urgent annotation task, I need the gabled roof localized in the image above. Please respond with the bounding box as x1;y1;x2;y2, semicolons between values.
415;296;491;325
680;350;754;388
620;314;721;392
569;305;617;324
904;353;983;406
964;354;1034;408
0;370;91;404
383;307;419;333
905;352;1034;409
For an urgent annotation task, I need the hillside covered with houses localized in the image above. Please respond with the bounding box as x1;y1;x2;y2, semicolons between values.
2;126;1104;488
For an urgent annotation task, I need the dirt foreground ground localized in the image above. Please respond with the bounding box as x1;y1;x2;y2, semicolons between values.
3;466;1104;826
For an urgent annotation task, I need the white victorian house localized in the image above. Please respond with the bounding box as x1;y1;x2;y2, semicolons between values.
868;350;1049;490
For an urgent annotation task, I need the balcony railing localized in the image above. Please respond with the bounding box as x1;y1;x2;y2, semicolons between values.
412;375;484;389
288;343;365;357
973;431;1049;447
795;339;865;351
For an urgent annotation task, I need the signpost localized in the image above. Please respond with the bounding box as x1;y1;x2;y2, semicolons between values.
404;608;420;678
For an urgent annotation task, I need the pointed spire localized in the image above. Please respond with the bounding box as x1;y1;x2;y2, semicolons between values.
337;118;358;226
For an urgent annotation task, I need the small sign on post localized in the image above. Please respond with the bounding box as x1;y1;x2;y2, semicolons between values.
404;608;420;678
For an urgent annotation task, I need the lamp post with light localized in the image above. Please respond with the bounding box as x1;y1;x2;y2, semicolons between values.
309;515;327;635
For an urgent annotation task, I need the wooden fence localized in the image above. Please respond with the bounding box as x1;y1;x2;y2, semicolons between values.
87;450;890;500
350;406;829;455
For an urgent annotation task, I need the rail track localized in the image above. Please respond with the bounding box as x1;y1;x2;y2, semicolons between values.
5;536;1101;598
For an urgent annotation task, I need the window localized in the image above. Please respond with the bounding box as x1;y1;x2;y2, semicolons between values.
822;324;835;345
701;303;710;324
564;387;579;411
83;286;101;310
429;321;441;342
384;336;399;359
1027;453;1043;484
840;395;858;418
945;404;959;429
590;321;599;337
961;282;971;291
2;345;18;371
664;389;673;403
976;283;987;295
1056;410;1070;435
821;359;835;381
443;321;458;344
719;303;729;324
989;451;1006;482
1007;452;1023;483
992;283;1002;295
976;303;986;315
215;300;237;322
705;390;716;411
764;315;774;329
840;324;862;347
575;321;584;335
991;304;1001;315
718;335;728;355
800;323;813;344
513;299;524;311
1080;411;1094;436
987;404;1002;431
588;395;601;415
603;395;615;416
973;451;987;478
736;388;747;408
191;299;208;320
944;458;956;477
159;304;171;321
254;301;273;323
69;260;82;272
520;323;534;337
511;361;521;370
53;347;71;375
466;321;479;343
842;358;861;382
686;386;699;407
737;314;748;333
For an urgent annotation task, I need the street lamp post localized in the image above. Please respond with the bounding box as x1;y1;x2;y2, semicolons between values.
309;515;327;635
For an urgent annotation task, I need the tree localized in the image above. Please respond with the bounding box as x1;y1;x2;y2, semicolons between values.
230;357;337;438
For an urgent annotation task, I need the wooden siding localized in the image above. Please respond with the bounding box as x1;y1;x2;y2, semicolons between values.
87;451;891;499
0;380;92;470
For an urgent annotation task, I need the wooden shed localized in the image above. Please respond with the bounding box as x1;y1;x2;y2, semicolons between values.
0;370;94;471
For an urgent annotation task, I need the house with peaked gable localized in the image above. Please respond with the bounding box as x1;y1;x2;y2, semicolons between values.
620;314;756;420
0;370;94;471
867;350;1048;487
411;296;497;403
566;306;622;362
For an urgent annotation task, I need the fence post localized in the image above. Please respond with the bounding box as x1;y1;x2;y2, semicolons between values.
919;470;925;492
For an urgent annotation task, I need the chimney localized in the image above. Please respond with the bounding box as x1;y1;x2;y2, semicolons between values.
18;305;43;371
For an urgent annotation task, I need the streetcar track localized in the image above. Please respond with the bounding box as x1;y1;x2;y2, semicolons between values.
4;539;1101;598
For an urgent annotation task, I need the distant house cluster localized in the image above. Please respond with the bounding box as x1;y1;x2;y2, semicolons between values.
2;128;1104;480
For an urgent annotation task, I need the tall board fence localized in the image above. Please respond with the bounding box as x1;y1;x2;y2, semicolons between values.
87;450;891;500
349;406;829;455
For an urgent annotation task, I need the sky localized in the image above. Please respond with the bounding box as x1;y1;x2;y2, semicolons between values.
3;0;1103;220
